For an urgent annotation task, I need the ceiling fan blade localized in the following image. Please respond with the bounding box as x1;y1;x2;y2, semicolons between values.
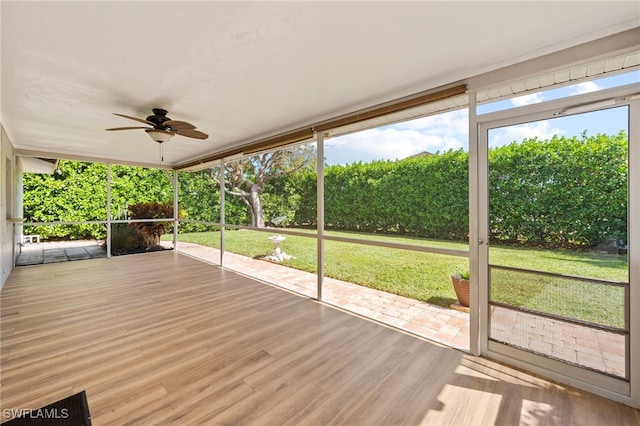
176;129;209;140
105;126;151;131
113;113;154;125
163;120;196;131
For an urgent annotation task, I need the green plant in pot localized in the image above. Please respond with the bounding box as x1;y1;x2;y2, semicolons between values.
451;267;470;307
128;201;175;251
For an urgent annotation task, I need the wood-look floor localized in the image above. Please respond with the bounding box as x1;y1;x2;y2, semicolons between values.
1;252;638;425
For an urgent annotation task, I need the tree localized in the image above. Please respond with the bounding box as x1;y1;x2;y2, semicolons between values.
212;144;316;228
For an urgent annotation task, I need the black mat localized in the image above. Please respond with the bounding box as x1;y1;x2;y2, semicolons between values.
4;391;91;425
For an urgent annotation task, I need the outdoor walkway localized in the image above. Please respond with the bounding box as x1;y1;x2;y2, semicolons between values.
16;240;106;266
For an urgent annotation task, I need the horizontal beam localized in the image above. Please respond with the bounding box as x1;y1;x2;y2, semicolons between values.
176;82;467;170
314;84;467;132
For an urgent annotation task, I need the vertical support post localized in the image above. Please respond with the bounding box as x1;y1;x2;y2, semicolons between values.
478;104;490;358
219;159;226;266
106;163;112;258
14;159;23;265
173;169;179;251
628;97;639;407
468;91;481;356
316;131;325;301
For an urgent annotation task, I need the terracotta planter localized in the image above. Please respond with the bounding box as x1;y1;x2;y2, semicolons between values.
451;277;470;307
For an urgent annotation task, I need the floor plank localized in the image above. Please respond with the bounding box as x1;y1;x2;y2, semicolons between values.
1;252;639;425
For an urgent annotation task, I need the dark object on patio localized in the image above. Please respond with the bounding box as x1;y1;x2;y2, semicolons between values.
4;390;91;425
595;236;627;255
617;239;628;255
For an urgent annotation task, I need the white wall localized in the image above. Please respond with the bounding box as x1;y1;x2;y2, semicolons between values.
1;124;18;289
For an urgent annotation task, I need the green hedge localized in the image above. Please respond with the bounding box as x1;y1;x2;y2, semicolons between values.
22;132;628;249
23;161;109;239
488;132;627;247
284;132;627;248
287;150;469;240
23;163;176;239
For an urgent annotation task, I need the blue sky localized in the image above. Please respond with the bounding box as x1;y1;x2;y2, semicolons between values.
324;70;639;166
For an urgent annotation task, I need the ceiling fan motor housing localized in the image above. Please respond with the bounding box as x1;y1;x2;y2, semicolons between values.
146;108;171;129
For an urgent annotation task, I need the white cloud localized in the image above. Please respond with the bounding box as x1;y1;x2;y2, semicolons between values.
569;81;601;95
511;92;544;107
488;120;563;148
323;73;631;165
324;109;469;165
324;105;574;164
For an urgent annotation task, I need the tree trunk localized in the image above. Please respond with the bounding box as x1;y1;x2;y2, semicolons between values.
249;184;265;228
238;184;265;228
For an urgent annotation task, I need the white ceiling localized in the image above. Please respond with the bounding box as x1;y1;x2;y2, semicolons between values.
2;1;639;168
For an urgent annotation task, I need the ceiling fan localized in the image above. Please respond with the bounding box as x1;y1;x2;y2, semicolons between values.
106;108;208;144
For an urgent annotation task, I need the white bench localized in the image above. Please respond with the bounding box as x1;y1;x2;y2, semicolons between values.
22;235;40;244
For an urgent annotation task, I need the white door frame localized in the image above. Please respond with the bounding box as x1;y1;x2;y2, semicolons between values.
471;83;640;407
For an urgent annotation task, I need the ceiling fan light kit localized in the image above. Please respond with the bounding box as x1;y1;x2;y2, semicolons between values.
145;129;175;144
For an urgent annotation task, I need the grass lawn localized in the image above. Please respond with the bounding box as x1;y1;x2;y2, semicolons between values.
168;229;628;328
